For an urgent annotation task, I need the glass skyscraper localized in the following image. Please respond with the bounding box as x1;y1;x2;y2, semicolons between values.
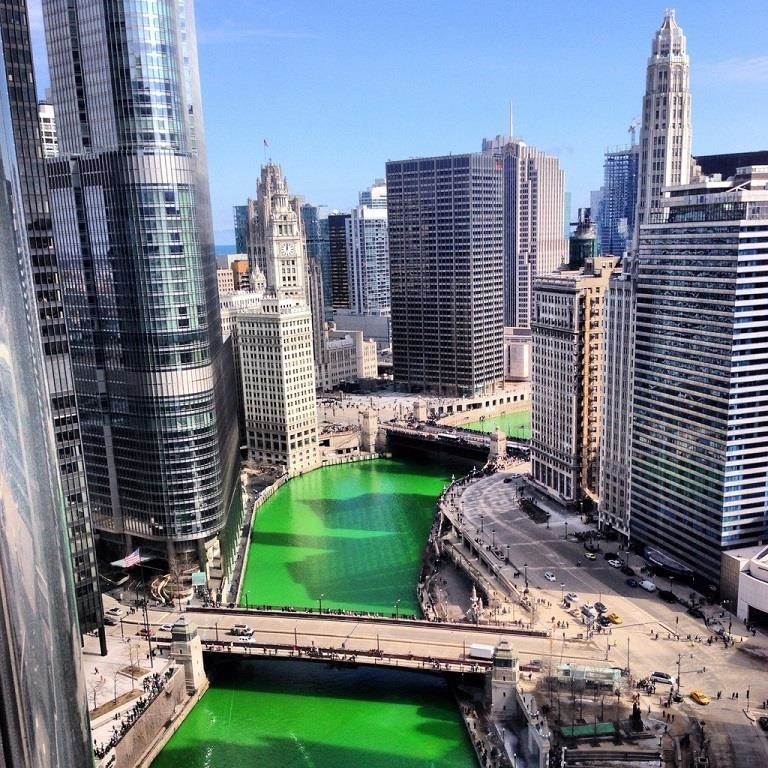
43;0;239;568
0;0;103;645
0;9;93;763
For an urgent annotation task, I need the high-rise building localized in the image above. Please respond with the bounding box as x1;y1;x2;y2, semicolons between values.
386;153;504;395
234;204;248;254
37;99;58;158
0;0;103;645
347;181;390;314
328;212;352;310
0;8;92;761
598;146;638;257
483;135;567;329
531;211;616;504
300;202;332;310
599;10;692;540
239;164;319;472
630;166;768;586
43;0;240;570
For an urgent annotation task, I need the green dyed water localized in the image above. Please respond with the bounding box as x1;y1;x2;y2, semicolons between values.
238;459;449;617
151;660;474;768
153;458;477;768
464;409;531;440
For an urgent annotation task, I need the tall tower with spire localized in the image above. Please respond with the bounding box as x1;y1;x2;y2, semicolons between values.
599;10;692;540
633;9;692;249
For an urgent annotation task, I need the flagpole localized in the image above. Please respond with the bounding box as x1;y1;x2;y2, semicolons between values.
139;551;154;669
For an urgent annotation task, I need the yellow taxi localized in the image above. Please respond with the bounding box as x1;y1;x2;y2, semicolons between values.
690;690;710;705
607;612;623;624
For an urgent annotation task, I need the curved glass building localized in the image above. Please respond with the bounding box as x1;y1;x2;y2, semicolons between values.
0;11;93;764
43;0;239;566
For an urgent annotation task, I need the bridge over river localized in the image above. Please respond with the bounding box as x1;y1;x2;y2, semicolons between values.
165;607;602;676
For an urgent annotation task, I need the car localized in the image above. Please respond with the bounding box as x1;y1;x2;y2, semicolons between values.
758;716;768;732
544;571;556;582
687;606;705;619
231;623;254;637
597;615;612;627
159;623;175;633
603;551;618;561
585;552;597;561
626;578;639;588
649;671;675;685
106;606;124;617
690;690;710;706
581;605;598;619
658;589;677;603
608;559;622;568
565;592;579;603
104;614;119;626
137;627;155;638
594;602;607;613
607;612;623;624
621;565;636;576
519;659;543;672
640;580;657;592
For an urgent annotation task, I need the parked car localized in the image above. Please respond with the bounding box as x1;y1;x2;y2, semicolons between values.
159;623;175;633
594;602;607;613
640;580;657;592
597;615;612;627
658;589;677;603
585;552;597;561
690;690;710;706
581;605;598;620
608;559;622;568
137;627;155;638
626;578;639;588
565;592;579;603
603;552;618;561
757;716;768;731
519;659;543;672
106;606;124;617
687;606;705;619
544;571;556;582
621;565;636;576
607;612;623;624
104;614;119;626
649;671;675;685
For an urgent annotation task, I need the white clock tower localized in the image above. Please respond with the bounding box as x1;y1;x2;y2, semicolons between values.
255;163;307;302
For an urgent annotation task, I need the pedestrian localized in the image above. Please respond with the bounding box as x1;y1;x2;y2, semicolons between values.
736;692;739;699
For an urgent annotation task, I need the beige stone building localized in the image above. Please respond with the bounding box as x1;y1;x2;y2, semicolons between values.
531;245;617;505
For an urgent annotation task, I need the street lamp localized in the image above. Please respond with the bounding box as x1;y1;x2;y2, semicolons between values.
394;599;400;620
506;544;510;563
524;562;528;589
318;593;324;615
491;527;496;549
561;584;565;604
480;514;485;533
564;520;568;540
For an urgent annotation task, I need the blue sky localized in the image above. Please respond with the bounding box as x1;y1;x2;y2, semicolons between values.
30;1;768;245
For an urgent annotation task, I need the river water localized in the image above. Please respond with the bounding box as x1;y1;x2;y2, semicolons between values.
152;458;477;767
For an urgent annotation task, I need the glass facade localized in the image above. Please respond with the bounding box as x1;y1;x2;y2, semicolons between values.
43;0;239;564
0;0;103;641
0;11;93;763
598;147;638;257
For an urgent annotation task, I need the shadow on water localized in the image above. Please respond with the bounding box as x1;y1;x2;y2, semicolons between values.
151;660;474;768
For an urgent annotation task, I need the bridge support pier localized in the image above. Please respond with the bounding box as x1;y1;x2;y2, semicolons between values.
488;639;520;718
171;617;207;694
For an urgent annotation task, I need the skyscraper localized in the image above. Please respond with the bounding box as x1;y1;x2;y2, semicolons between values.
300;202;332;311
0;9;92;761
347;181;390;314
598;146;638;257
631;167;768;586
531;212;616;504
239;164;318;472
386;153;504;395
0;0;103;645
43;0;240;569
483;136;567;329
328;212;352;310
599;11;692;539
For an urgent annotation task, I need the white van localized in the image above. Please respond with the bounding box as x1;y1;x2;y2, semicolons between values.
640;580;657;592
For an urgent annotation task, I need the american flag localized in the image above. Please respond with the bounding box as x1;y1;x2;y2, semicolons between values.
123;548;141;568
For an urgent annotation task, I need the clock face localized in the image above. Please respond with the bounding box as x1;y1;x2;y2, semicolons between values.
280;242;295;256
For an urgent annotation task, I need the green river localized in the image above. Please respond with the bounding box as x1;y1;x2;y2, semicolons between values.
152;458;477;768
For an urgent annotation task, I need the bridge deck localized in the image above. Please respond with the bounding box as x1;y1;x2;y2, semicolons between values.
181;608;562;674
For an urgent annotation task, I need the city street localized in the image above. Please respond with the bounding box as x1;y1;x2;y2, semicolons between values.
451;469;768;767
